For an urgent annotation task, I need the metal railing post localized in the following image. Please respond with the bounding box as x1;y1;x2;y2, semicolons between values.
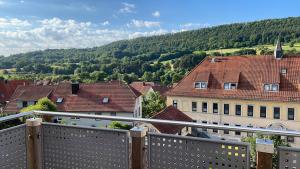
256;139;274;169
130;127;146;169
26;118;43;169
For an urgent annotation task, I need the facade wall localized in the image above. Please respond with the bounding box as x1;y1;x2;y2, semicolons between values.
167;96;300;146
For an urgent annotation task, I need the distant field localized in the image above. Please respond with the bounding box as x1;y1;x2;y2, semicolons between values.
200;43;300;55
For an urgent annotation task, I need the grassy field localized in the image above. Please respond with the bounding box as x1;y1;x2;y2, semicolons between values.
201;43;300;55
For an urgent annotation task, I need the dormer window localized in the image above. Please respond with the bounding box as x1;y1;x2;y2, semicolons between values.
195;82;208;89
224;83;237;90
264;84;279;92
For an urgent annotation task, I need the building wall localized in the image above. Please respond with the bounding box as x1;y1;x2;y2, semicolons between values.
167;96;300;146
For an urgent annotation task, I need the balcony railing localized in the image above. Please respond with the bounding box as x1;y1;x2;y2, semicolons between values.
0;110;300;169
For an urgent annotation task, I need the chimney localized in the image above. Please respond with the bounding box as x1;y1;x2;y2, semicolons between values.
71;82;80;95
274;38;283;59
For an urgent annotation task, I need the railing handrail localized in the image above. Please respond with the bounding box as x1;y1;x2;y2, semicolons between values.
1;110;300;137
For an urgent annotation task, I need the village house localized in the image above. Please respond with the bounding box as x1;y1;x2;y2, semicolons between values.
141;105;193;135
130;81;171;97
4;80;142;127
166;41;300;146
0;79;31;113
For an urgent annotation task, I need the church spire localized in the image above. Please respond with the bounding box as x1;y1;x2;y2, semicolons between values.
274;38;283;59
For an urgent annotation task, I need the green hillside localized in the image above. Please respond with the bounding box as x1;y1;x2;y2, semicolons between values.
0;17;300;85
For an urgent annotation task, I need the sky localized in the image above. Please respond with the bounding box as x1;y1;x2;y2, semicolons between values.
0;0;299;56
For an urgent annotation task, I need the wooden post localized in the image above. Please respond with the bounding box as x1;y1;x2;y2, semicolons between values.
256;139;274;169
26;118;43;169
130;127;146;169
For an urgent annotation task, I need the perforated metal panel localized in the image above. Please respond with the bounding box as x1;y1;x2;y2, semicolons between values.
42;123;129;169
279;146;300;169
148;133;250;169
0;125;27;169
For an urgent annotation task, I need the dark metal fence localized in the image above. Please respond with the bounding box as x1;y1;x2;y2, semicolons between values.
278;146;300;169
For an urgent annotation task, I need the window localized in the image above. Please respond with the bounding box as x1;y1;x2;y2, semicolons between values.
260;106;267;118
173;100;178;108
288;108;295;120
102;97;109;104
71;117;80;120
111;112;116;116
235;125;241;135
235;105;241;116
247;105;254;117
223;123;229;134
17;101;23;108
287;136;294;143
192;102;197;112
264;84;279;92
273;107;280;119
22;101;28;108
202;102;207;112
202;121;207;131
281;68;287;75
213;103;218;113
212;122;218;133
28;101;35;106
56;97;64;103
224;83;238;90
195;82;208;89
224;104;229;115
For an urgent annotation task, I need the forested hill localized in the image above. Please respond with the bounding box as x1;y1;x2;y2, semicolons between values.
0;17;300;85
96;17;300;56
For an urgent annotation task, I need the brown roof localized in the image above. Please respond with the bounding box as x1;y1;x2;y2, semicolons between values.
167;55;300;102
130;81;170;96
151;106;193;134
4;85;55;113
52;81;140;113
0;80;31;103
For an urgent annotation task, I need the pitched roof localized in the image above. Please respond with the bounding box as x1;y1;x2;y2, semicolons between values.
0;80;32;103
167;55;300;102
130;81;170;96
151;106;193;134
52;81;140;113
4;85;55;113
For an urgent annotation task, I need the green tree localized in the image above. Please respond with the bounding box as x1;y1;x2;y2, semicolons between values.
108;121;132;130
21;97;57;112
142;91;166;118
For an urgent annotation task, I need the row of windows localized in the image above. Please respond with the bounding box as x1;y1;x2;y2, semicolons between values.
200;120;294;142
173;100;295;120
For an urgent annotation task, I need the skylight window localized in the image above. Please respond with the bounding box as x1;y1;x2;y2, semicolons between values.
102;97;109;104
280;68;287;75
56;97;64;103
195;82;208;89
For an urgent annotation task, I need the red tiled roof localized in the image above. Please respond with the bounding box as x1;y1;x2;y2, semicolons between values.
167;55;300;102
0;80;31;103
151;106;193;134
130;81;170;96
4;80;140;114
52;81;140;113
4;85;54;113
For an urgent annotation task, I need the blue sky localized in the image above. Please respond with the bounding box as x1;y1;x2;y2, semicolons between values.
0;0;299;56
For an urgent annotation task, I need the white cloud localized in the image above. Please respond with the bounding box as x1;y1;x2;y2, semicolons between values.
127;19;160;28
152;11;160;18
119;2;136;13
0;18;31;27
180;23;210;30
101;21;110;26
0;0;5;5
0;17;171;56
20;0;25;3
